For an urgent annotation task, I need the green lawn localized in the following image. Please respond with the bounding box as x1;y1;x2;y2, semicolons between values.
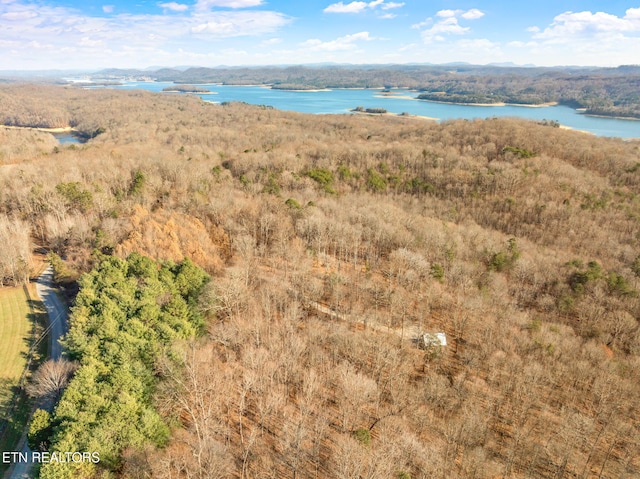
0;286;33;407
0;284;44;475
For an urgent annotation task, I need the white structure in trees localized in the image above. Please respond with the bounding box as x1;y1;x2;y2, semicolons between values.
420;332;447;348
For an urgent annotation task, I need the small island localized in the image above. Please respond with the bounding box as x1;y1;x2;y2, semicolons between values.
271;83;331;92
351;106;388;114
162;85;213;94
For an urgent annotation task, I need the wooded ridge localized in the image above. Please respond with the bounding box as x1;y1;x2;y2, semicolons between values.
0;83;639;478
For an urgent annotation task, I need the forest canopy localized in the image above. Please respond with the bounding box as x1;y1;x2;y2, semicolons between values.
0;84;639;478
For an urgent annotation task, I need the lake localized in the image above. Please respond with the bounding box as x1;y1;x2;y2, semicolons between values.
96;81;640;139
52;132;83;144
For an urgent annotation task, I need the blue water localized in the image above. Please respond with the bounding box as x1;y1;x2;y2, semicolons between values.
52;132;82;144
99;81;640;139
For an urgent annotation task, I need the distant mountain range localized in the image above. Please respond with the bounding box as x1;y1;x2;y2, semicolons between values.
2;63;639;80
90;63;640;80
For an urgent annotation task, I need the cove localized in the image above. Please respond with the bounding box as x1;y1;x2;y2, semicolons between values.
52;132;84;144
101;82;640;139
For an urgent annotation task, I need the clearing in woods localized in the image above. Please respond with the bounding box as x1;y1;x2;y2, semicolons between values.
0;286;33;411
0;283;43;475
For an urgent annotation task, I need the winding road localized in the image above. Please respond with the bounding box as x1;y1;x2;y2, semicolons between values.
4;266;69;479
34;267;69;362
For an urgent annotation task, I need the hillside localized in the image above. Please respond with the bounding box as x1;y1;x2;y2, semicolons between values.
0;84;639;478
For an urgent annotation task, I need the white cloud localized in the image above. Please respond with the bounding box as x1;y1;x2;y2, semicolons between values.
0;0;291;68
1;10;36;19
195;0;263;10
324;1;367;13
436;9;460;18
533;8;640;39
419;17;468;43
191;20;235;34
398;42;416;51
347;31;374;41
79;36;104;47
25;40;53;49
219;47;248;56
411;19;431;29
436;8;483;20
507;40;537;48
381;2;403;10
461;8;484;20
189;12;290;37
437;19;468;37
510;7;640;66
410;37;506;65
416;8;484;43
102;5;114;13
260;37;282;46
159;2;189;12
324;0;403;14
299;31;374;51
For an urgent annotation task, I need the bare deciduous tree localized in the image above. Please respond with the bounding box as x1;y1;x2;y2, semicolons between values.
26;359;78;402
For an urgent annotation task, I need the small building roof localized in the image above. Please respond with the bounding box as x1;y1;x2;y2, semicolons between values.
421;332;447;347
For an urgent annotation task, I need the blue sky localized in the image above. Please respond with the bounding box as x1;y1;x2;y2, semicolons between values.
1;0;639;69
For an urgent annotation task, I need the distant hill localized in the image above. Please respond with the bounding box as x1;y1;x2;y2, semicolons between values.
86;64;640;119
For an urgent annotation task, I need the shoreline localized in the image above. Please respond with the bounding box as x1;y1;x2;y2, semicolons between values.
559;125;594;135
0;125;76;133
351;111;438;121
162;89;217;94
220;84;385;91
420;98;508;107
271;88;332;93
506;101;558;108
582;113;640;121
417;98;559;108
406;114;439;121
374;94;416;101
418;98;639;119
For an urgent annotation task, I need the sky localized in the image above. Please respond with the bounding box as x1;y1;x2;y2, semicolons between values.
1;0;639;70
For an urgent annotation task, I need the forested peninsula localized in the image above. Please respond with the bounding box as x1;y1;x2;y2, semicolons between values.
91;64;640;119
161;84;212;93
1;84;639;478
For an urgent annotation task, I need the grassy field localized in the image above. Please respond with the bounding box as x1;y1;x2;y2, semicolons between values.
0;283;46;475
0;285;33;406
